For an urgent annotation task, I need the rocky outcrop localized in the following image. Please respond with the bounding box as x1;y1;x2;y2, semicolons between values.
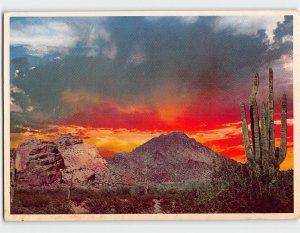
14;138;64;189
61;144;109;186
53;133;83;153
13;135;110;189
61;144;107;170
52;134;110;187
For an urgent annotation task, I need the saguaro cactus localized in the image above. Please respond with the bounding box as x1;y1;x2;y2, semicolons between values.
240;68;287;177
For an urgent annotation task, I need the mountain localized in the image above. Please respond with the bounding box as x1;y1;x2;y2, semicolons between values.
106;132;240;184
12;132;241;189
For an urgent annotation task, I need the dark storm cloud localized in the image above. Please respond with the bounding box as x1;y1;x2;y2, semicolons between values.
268;16;293;62
273;16;293;44
10;16;293;131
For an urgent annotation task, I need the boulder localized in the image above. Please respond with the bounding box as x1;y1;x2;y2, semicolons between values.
60;144;109;186
62;144;108;170
14;138;64;188
13;134;110;189
15;138;64;172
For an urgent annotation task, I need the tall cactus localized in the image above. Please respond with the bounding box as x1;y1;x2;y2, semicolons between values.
249;73;261;164
268;68;276;174
260;103;269;175
240;68;287;178
240;103;253;161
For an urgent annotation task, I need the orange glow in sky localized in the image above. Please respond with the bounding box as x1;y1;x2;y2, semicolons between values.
11;117;293;171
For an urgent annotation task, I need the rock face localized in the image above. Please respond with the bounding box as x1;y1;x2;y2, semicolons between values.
62;144;108;170
53;134;83;153
13;134;110;189
52;134;109;187
106;132;240;184
14;138;64;188
60;143;109;186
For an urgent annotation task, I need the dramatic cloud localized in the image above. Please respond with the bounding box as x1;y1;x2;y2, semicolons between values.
10;17;116;58
9;15;294;169
10;20;78;56
269;16;293;61
214;16;285;42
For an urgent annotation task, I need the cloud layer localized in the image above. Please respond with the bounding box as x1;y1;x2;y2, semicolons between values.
9;15;294;168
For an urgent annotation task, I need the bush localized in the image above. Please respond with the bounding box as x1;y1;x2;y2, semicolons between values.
12;189;71;214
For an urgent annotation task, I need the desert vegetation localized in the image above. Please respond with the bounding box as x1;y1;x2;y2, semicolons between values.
12;167;293;214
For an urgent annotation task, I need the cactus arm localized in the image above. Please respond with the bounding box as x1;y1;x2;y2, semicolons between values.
250;106;256;154
265;107;270;151
260;103;269;174
249;73;261;163
240;102;254;161
268;68;275;168
279;94;287;165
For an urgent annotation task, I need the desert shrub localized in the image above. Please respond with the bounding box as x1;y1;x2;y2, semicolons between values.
129;185;144;195
12;189;71;214
85;192;155;214
69;188;97;204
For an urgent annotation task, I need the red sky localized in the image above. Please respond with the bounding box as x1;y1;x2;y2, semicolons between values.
11;94;294;170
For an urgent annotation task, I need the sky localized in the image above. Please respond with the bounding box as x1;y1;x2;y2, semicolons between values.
9;15;294;170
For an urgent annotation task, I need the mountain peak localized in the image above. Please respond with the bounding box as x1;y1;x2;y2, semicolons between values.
132;131;203;154
161;131;189;139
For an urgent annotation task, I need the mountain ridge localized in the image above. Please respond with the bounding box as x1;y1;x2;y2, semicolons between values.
106;131;240;184
12;131;241;189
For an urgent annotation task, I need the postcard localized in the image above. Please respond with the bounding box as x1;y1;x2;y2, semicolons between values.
3;11;299;221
